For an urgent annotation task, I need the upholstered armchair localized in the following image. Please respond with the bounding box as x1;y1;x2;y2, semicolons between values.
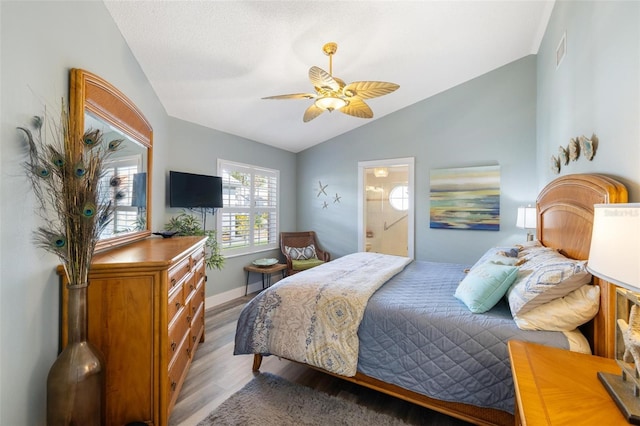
280;231;330;275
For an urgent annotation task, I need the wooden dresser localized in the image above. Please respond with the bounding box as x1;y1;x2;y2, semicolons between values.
59;236;208;426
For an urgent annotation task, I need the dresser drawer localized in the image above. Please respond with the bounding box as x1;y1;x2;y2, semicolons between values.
191;247;205;266
167;334;191;413
193;259;206;288
184;259;205;300
167;285;184;322
168;307;190;362
189;280;205;321
168;256;191;291
190;303;205;355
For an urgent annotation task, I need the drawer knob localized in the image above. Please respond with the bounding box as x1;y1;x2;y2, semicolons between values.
192;335;197;343
186;315;192;323
171;341;177;351
186;347;192;356
175;302;181;309
170;381;177;392
171;278;177;286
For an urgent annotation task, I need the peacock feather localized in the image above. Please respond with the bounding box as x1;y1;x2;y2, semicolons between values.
17;100;122;287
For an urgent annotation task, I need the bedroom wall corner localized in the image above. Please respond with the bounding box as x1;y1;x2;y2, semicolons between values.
536;0;640;200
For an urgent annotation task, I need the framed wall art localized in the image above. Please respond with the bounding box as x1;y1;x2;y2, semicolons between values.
429;165;500;231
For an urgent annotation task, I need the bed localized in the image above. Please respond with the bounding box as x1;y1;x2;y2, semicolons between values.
234;174;628;425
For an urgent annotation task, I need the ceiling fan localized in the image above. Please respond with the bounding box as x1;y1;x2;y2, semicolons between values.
263;42;400;122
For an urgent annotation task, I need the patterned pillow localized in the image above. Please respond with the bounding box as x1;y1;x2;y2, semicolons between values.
506;249;591;316
285;244;317;260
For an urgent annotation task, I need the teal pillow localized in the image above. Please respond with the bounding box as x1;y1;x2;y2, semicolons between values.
454;263;519;313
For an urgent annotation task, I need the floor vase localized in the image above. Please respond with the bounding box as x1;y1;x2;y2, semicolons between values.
47;284;104;426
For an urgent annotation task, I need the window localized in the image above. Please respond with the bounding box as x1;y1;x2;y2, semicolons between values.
100;155;145;239
389;185;409;211
217;159;279;255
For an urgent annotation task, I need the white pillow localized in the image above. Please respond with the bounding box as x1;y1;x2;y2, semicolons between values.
513;285;600;331
506;249;591;316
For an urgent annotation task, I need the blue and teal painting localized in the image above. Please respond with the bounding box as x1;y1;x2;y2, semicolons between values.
430;165;500;231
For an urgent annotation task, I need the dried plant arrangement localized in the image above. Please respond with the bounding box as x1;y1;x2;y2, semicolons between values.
17;101;123;287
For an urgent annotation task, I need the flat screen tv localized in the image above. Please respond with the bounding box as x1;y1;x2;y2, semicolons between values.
169;171;223;208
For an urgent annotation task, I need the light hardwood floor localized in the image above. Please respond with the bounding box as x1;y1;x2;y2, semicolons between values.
168;293;472;426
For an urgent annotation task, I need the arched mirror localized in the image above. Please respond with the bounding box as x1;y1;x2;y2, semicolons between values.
70;68;153;251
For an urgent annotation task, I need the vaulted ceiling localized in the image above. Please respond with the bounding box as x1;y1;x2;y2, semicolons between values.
104;1;554;153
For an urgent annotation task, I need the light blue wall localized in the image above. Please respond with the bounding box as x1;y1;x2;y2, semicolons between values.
536;0;640;199
1;2;168;424
165;116;296;294
0;2;295;424
297;56;539;265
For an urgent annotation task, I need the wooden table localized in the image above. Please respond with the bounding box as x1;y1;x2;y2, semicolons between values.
243;263;287;295
508;340;627;425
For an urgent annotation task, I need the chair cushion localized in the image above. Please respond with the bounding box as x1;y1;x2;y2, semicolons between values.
292;259;325;271
285;244;317;260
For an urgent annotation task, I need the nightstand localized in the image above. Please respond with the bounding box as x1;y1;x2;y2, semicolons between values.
508;340;627;425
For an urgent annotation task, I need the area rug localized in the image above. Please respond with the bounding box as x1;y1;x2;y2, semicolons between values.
196;372;407;425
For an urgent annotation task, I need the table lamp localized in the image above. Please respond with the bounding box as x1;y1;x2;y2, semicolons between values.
516;205;536;241
587;203;640;423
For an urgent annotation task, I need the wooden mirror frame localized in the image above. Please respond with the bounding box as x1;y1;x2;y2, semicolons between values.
70;68;153;252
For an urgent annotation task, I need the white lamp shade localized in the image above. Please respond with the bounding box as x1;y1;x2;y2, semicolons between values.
516;206;536;229
587;203;640;291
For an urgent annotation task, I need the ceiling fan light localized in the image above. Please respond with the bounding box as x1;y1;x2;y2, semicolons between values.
315;96;347;112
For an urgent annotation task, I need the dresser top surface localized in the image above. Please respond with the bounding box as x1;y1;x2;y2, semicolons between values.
91;235;207;267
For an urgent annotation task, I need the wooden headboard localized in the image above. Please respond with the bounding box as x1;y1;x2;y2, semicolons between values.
536;174;628;358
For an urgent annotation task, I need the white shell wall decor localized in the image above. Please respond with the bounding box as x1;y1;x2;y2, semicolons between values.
553;133;599;176
550;155;561;174
580;134;598;160
568;137;580;161
558;145;569;165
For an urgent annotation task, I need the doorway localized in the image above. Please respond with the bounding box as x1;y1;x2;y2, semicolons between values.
358;158;414;259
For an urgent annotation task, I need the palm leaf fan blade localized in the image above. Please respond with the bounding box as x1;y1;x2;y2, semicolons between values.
309;66;339;91
340;98;373;119
262;93;317;100
303;104;324;122
343;81;400;99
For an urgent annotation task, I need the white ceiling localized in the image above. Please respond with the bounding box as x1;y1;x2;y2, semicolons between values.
103;1;554;153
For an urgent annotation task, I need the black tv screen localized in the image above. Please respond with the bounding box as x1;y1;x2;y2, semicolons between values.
169;171;223;208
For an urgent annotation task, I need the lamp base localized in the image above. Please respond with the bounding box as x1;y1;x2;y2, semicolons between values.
598;371;640;424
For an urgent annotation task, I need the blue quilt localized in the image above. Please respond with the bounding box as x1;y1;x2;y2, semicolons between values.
236;259;569;414
357;260;568;414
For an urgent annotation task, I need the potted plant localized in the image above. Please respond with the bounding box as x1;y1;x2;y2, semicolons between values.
18;102;122;425
164;212;224;270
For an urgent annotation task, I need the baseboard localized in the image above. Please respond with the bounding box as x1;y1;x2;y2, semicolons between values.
206;270;289;308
